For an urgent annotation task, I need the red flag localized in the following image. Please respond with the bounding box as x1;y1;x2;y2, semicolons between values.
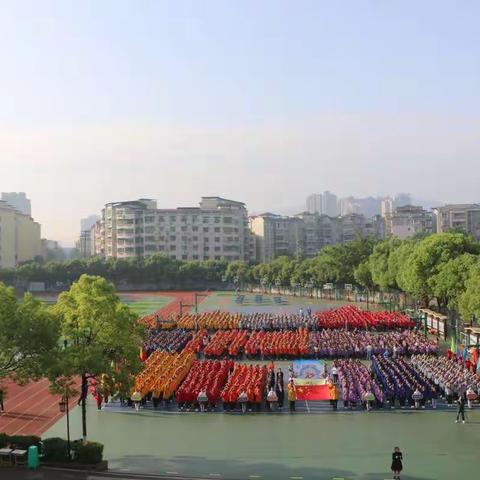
139;347;147;362
295;385;330;401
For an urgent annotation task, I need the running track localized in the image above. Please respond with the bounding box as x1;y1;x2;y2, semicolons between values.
0;291;211;436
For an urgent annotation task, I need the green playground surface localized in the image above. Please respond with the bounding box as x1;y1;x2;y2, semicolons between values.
43;291;477;479
197;291;357;314
46;398;480;480
119;294;174;316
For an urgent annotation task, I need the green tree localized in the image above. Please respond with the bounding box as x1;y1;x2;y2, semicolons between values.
368;239;403;290
51;275;146;441
0;284;59;382
432;254;478;309
459;262;480;323
354;260;375;292
398;233;479;305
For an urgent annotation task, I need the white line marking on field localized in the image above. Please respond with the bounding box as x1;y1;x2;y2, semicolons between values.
165;472;179;475
249;476;262;478
290;477;304;479
209;474;221;477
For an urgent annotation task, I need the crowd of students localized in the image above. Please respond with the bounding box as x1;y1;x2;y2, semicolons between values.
336;359;384;408
143;327;437;360
372;355;436;408
410;354;480;405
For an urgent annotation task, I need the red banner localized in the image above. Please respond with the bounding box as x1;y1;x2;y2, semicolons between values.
295;384;330;401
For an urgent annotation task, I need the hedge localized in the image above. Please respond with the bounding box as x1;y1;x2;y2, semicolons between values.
42;437;69;462
0;433;41;450
71;440;104;464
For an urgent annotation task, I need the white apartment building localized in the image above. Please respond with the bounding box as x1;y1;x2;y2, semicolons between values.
250;213;304;263
385;205;433;239
1;192;32;216
0;200;41;268
97;197;250;261
433;204;480;240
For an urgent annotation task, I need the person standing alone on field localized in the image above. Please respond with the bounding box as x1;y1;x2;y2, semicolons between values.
390;446;403;479
456;395;466;423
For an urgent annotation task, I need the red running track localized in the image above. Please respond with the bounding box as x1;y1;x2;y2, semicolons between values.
0;291;211;436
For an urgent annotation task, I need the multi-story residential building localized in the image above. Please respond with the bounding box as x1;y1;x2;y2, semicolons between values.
96;197;250;261
250;213;304;263
1;192;32;216
381;197;394;218
306;191;338;216
433;204;480;240
385;205;433;239
322;191;338;216
306;194;322;214
0;200;41;268
250;211;384;262
80;214;101;232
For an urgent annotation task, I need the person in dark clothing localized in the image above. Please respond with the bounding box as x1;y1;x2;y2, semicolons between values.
0;387;5;414
456;396;466;423
276;368;284;386
391;446;403;479
276;380;285;408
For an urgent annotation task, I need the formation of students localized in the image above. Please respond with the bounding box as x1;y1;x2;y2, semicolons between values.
140;306;415;332
372;355;435;408
336;359;384;408
143;327;437;360
316;305;415;330
410;354;480;405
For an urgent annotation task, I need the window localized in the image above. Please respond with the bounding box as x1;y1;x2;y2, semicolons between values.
215;255;221;260
145;235;155;242
158;217;165;222
224;217;233;224
203;227;209;233
203;217;210;223
214;217;220;223
158;245;165;251
181;226;187;231
145;245;156;251
193;245;199;250
145;226;155;233
145;216;155;223
170;245;176;251
170;235;176;241
214;227;221;233
192;226;198;232
169;216;176;222
182;254;188;260
214;246;221;252
193;236;198;241
193;254;199;260
204;246;210;252
181;236;188;241
215;237;221;242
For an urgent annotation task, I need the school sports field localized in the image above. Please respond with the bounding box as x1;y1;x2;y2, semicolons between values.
4;291;480;479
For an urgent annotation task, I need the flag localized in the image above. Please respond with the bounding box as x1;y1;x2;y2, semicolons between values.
139;347;147;362
295;384;330;401
450;336;457;354
462;346;468;363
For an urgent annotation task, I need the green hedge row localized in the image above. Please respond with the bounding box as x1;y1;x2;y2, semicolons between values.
0;433;103;465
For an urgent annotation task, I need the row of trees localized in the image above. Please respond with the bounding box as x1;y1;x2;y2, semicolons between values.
0;255;229;287
224;233;480;321
0;275;145;440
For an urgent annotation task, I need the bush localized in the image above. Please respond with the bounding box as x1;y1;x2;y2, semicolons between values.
0;433;41;450
72;441;103;464
42;437;69;462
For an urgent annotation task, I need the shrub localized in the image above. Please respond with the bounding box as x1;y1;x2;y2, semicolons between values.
0;434;41;450
72;441;104;464
42;437;69;462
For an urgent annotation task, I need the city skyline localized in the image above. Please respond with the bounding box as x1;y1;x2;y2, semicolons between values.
2;1;480;245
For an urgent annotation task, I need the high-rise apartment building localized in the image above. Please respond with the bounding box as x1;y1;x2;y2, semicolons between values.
81;214;101;232
306;194;322;214
306;191;338;216
96;197;250;262
385;205;433;239
322;191;338;216
433;204;480;240
0;200;41;268
250;213;304;263
381;197;394;218
1;192;32;216
249;211;384;262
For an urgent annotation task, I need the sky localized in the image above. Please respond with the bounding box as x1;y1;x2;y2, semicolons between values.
1;0;480;246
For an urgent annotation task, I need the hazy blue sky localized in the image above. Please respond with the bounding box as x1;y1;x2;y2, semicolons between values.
1;0;480;245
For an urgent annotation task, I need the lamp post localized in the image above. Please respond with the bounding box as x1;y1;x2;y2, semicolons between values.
58;390;71;461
